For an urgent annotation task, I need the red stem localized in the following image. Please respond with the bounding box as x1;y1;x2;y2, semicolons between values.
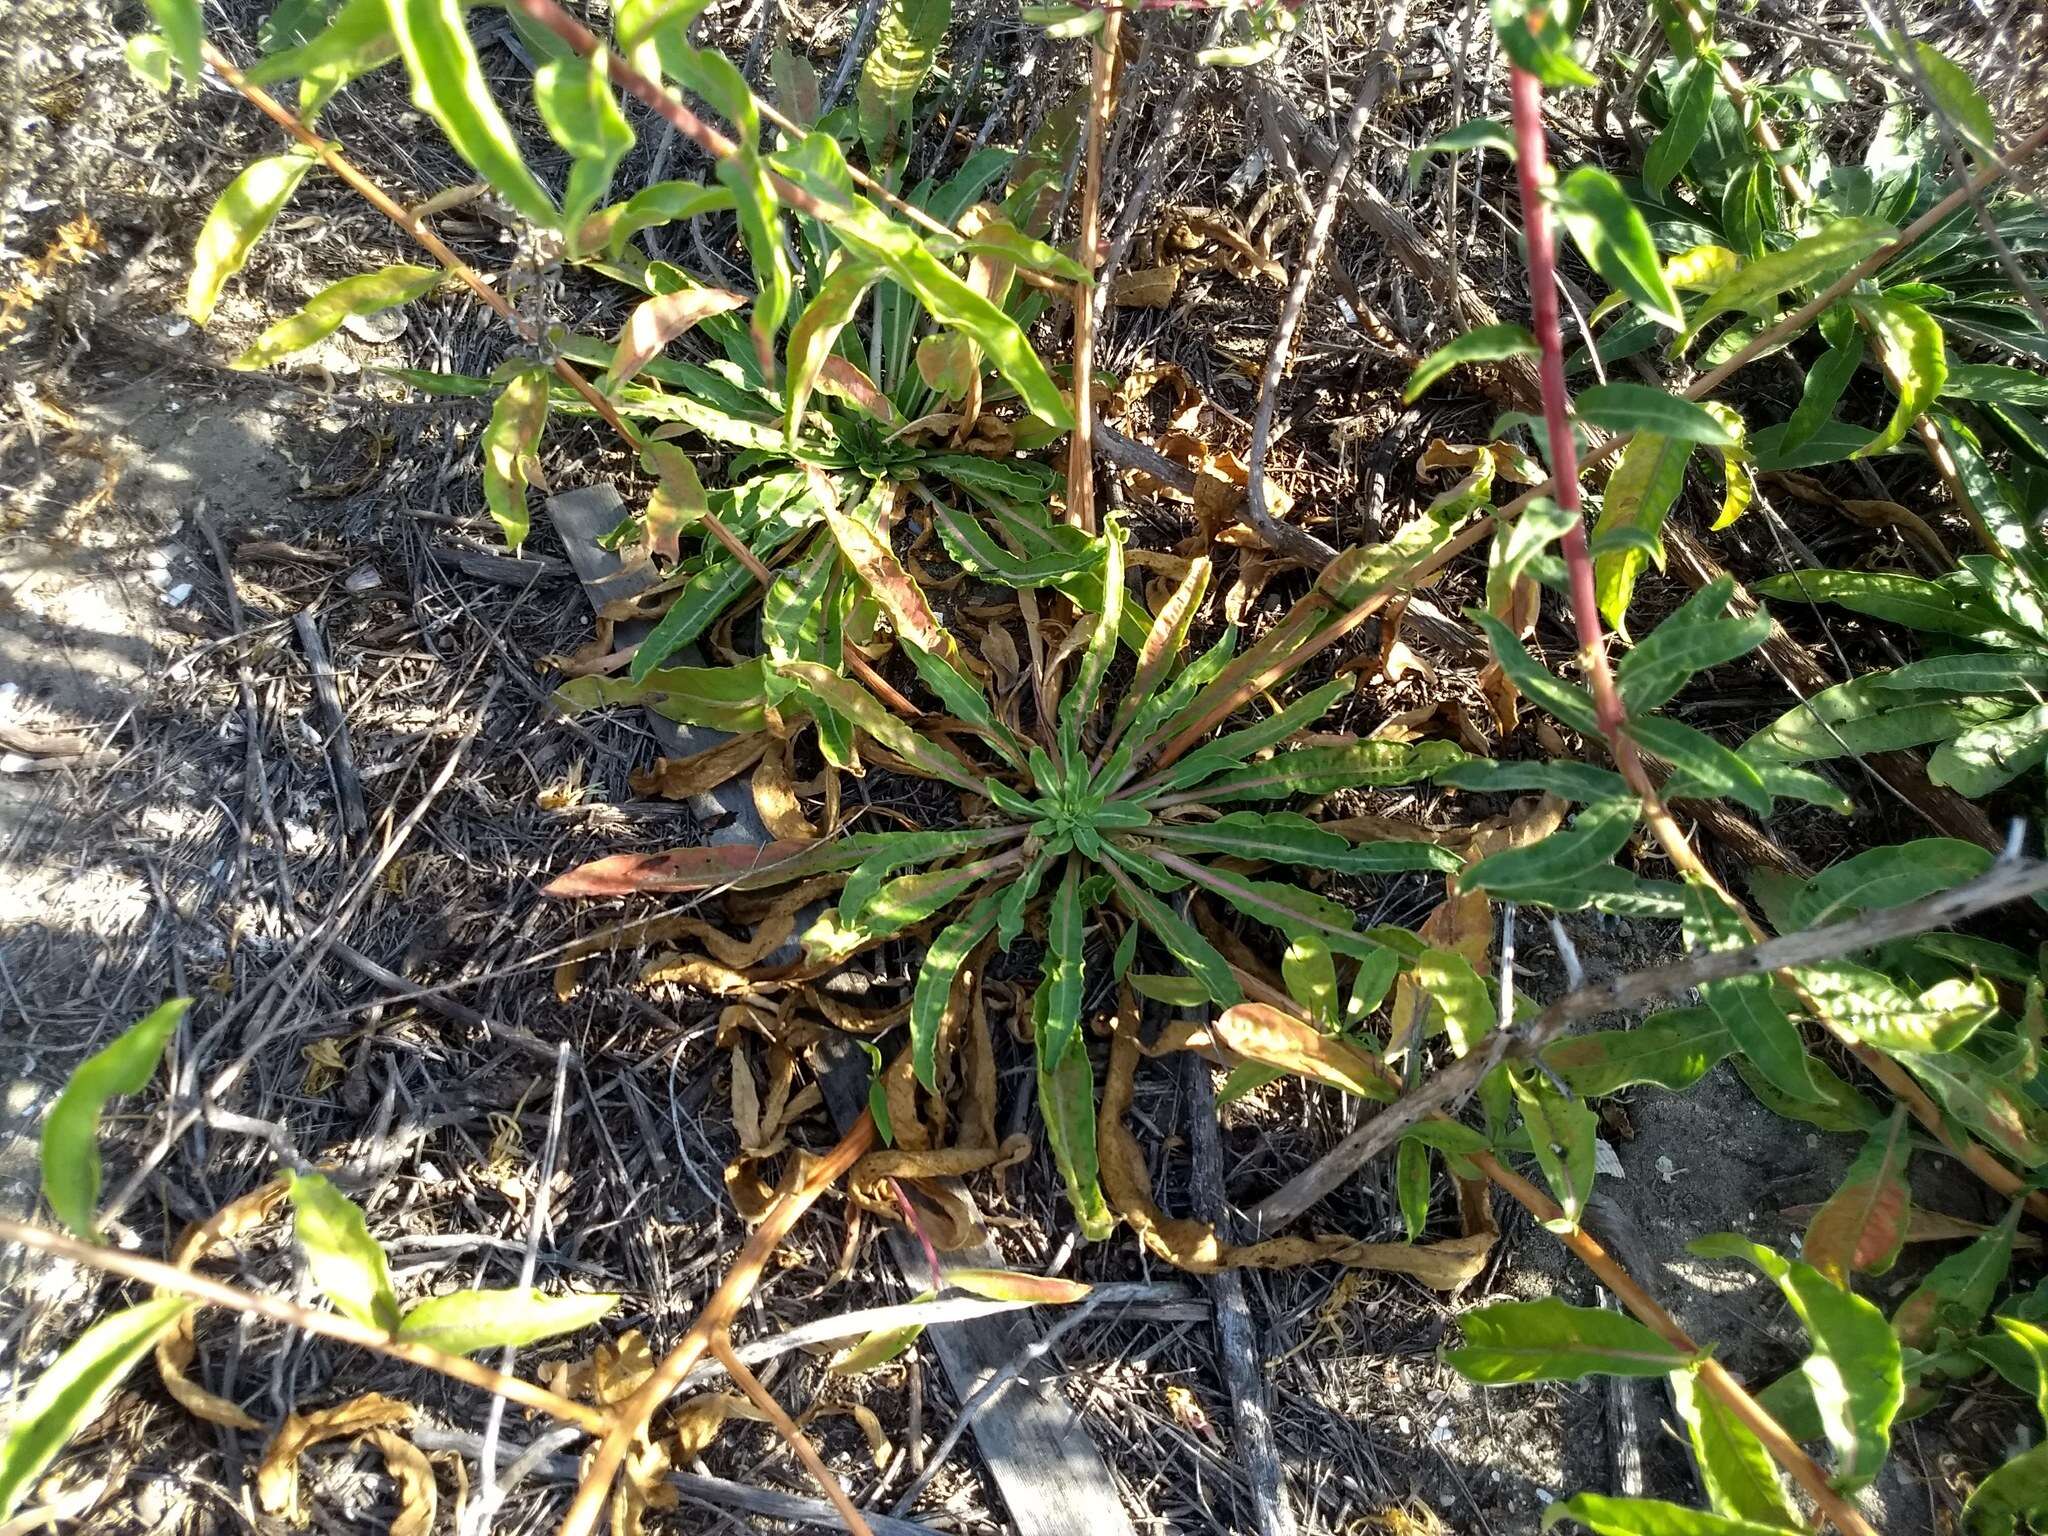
1507;65;1625;739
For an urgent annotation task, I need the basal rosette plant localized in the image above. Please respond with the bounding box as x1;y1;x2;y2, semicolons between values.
549;519;1482;1233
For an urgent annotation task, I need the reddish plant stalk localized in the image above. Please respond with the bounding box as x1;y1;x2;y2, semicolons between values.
1506;65;1627;741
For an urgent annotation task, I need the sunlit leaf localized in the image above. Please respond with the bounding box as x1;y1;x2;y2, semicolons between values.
1445;1297;1692;1383
389;0;556;225
0;1297;192;1520
41;999;189;1239
1687;1234;1902;1490
396;1290;620;1355
286;1171;401;1333
234;264;441;369
1557;166;1682;329
482;366;550;551
186;153;315;325
1404;323;1539;402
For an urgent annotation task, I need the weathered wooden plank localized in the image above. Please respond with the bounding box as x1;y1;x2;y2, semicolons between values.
548;484;1139;1536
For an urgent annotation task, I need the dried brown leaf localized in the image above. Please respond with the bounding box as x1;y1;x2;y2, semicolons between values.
629;734;771;800
1110;264;1179;308
158;1180;288;1431
256;1394;414;1523
752;744;820;842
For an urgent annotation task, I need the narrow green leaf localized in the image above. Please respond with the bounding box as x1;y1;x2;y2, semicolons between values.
1630;715;1771;817
1931;703;2048;797
910;893;1002;1091
389;0;556;225
857;0;951;173
1041;860;1087;1069
1101;854;1240;1007
1578;383;1735;444
1488;496;1578;611
1619;605;1771;714
1490;0;1597;88
397;1290;620;1355
1682;882;1818;1105
1148;813;1459;877
1541;1009;1733;1096
1675;218;1895;354
1892;1201;2020;1351
1593;433;1692;628
1670;1367;1801;1527
41;999;189;1239
583;180;735;259
1403;323;1539;402
776;661;987;796
145;0;206;82
1790;838;1993;927
0;1297;192;1520
1435;757;1629;803
1407;117;1514;183
186;153;315;325
772;132;1072;427
1644;57;1716;193
1779;307;1862;457
1469;610;1602;735
535;49;635;237
1412;948;1496;1059
1396;1137;1430;1241
1742;674;2008;764
1038;1014;1113;1241
1687;1234;1903;1490
1513;1070;1599;1228
784;255;883;441
1557;166;1683;329
482;366;550;551
1171;739;1468;804
233;264;441;369
1463;797;1639;896
1964;1441;2048;1536
1446;1297;1692;1384
1908;41;1996;159
286;1171;401;1333
243;0;398;120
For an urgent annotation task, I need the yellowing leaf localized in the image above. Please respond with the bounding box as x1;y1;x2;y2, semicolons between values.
286;1172;400;1333
186;154;315;325
233;265;441;369
606;285;749;390
1850;295;1945;459
482;366;549;551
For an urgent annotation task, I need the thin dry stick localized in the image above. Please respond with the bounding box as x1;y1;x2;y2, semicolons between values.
1473;1155;1880;1536
103;675;501;1226
1241;57;1392;567
1250;855;2048;1231
711;1337;874;1536
1065;5;1124;535
470;1042;574;1535
555;1115;878;1536
0;1216;608;1434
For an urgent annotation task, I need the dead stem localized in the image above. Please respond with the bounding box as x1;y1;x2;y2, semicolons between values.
555;1115;878;1536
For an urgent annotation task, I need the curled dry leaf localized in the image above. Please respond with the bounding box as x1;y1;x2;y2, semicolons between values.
849;1137;1033;1248
359;1429;436;1536
752;742;821;841
628;733;771;802
1213;1004;1394;1101
606;286;748;390
613;1433;678;1536
1098;1010;1491;1288
671;1392;770;1459
256;1394;414;1524
157;1179;289;1430
801;1403;892;1469
548;1329;657;1407
1110;265;1180;308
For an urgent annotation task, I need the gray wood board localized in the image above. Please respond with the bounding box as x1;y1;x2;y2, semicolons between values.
548;485;1139;1536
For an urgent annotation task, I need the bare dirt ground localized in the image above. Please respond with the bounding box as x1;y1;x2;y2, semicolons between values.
1;1;2040;1533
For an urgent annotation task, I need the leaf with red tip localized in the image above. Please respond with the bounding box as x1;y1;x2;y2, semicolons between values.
945;1269;1092;1305
605;285;748;390
1801;1106;1912;1287
543;836;889;897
